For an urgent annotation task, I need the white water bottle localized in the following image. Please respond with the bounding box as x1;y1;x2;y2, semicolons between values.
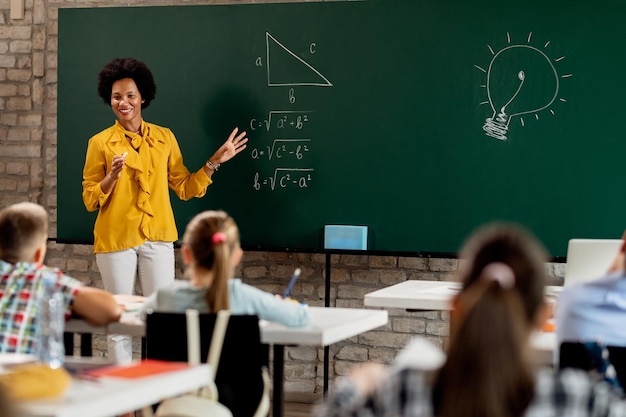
37;273;65;369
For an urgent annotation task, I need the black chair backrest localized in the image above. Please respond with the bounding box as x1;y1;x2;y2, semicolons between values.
607;346;626;388
559;341;626;389
145;312;268;417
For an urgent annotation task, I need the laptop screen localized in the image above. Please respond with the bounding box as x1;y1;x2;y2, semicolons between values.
564;239;623;286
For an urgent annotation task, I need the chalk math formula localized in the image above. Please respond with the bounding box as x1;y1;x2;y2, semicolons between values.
249;31;334;192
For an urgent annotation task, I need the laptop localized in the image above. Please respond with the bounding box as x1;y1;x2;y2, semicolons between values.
564;238;623;286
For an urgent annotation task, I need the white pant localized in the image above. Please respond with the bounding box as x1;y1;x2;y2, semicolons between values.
96;241;175;364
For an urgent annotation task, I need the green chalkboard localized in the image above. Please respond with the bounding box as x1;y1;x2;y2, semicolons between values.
58;0;626;257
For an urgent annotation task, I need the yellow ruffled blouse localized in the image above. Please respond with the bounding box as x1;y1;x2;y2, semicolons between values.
82;120;212;253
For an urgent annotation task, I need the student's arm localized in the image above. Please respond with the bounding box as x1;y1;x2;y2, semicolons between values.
312;368;413;417
229;279;311;327
607;231;626;273
138;293;158;321
71;287;123;326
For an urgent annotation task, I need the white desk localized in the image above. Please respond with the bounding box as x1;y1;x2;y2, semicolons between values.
530;331;557;366
365;279;562;311
15;363;211;417
66;306;389;346
260;306;388;345
65;313;144;339
65;306;388;417
364;280;560;365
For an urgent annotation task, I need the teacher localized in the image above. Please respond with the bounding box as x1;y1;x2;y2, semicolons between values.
82;57;248;364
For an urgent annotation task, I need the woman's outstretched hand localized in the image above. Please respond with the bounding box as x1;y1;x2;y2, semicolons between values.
210;127;248;165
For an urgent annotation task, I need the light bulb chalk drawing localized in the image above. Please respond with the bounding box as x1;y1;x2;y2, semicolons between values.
476;32;572;141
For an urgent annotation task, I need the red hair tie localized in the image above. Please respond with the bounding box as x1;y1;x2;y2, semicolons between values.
211;232;227;245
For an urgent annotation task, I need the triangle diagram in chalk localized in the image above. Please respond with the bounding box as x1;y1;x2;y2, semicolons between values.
266;32;333;87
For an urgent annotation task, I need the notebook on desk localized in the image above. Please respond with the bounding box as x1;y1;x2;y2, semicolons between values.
564;238;623;286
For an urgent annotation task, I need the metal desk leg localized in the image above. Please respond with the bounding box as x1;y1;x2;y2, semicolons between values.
80;334;92;356
324;252;331;395
64;332;93;357
324;345;330;394
64;332;73;355
141;336;147;359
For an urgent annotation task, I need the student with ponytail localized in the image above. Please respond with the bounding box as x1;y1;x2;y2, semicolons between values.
313;223;626;417
139;210;310;327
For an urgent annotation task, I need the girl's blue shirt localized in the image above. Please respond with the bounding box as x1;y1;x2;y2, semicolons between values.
140;278;310;328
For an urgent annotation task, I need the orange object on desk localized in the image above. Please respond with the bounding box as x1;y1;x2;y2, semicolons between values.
84;359;190;379
542;320;555;332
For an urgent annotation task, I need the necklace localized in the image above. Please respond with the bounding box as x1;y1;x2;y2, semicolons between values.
123;124;141;134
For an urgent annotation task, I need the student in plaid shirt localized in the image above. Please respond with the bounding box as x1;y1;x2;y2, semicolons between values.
0;202;122;354
314;223;626;417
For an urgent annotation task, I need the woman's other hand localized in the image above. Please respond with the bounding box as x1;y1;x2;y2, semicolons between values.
100;153;127;194
110;153;127;179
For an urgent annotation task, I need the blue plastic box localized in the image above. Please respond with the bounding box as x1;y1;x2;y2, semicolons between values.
324;225;368;250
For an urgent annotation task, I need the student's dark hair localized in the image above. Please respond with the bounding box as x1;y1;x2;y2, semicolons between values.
433;223;548;417
183;210;240;312
97;57;156;109
0;202;48;264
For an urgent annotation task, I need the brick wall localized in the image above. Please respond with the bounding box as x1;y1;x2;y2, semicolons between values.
0;0;566;403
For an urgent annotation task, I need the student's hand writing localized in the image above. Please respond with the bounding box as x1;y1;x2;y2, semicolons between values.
275;294;291;301
209;127;248;165
274;294;301;305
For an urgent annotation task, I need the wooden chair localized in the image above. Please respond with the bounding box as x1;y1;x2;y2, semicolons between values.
145;312;270;417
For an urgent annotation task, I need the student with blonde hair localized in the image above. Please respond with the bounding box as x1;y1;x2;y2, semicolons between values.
314;223;626;417
140;210;310;327
0;202;121;354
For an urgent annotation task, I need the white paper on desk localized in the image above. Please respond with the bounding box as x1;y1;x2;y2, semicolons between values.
391;337;446;372
0;353;36;372
114;294;146;312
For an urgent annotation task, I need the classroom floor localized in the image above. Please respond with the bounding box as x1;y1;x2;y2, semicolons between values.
280;401;315;417
136;403;314;417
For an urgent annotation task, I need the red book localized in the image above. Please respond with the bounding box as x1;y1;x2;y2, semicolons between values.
84;359;190;379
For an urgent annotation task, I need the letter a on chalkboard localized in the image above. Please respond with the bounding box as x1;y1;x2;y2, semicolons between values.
266;32;333;87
